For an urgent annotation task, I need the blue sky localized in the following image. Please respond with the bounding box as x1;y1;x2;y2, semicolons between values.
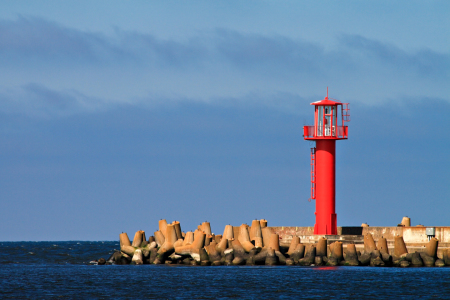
1;1;449;240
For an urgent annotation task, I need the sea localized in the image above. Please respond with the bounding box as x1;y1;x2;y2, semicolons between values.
1;241;450;299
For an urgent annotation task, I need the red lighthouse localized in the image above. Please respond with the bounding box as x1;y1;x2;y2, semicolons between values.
303;89;350;235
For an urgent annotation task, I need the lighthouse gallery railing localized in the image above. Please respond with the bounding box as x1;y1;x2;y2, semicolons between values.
303;125;348;139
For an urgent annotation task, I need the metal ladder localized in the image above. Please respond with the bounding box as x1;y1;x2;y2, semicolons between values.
342;103;351;123
309;147;316;202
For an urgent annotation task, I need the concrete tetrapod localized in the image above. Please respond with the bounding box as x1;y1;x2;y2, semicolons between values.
344;244;359;266
435;259;445;267
131;249;144;265
201;222;212;235
119;233;131;248
119;233;137;257
132;230;145;248
287;236;300;256
205;241;222;263
153;248;168;264
172;221;183;240
142;232;147;244
254;237;263;248
377;237;389;254
200;251;211;265
224;248;234;265
419;252;435;267
268;233;280;252
358;252;371;266
251;220;263;248
168;252;182;263
222;225;233;240
121;245;136;257
418;238;438;267
183;231;194;246
401;216;411;227
425;237;438;258
231;240;247;265
158;224;178;255
411;252;424;267
444;249;450;266
332;241;343;261
175;230;206;261
316;237;327;257
275;251;287;265
291;244;305;264
196;247;209;263
173;239;184;248
238;224;256;252
364;233;377;253
154;231;165;248
214;235;222;243
328;242;334;257
381;252;392;265
158;219;168;237
265;248;277;265
216;236;229;254
260;219;268;228
142;241;157;258
231;239;247;259
250;220;262;242
261;227;272;248
182;257;191;265
244;248;260;265
314;256;324;266
233;226;241;240
394;236;408;257
147;248;157;264
117;252;132;265
370;250;385;267
299;245;316;266
107;251;121;264
250;248;268;265
286;257;295;265
204;235;212;247
267;234;284;264
327;241;343;266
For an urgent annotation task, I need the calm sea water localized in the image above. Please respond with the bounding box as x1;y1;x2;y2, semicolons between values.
1;241;450;299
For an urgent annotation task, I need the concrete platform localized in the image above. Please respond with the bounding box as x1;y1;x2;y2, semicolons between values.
268;226;450;259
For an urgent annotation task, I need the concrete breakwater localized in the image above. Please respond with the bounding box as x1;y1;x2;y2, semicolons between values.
98;220;450;267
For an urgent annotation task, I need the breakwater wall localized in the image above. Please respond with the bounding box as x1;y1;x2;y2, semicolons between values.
271;226;450;258
272;226;450;244
98;220;450;267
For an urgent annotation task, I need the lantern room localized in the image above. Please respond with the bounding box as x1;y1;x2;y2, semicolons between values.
303;96;350;140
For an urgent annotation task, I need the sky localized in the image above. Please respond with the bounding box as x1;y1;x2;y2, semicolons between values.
0;1;449;241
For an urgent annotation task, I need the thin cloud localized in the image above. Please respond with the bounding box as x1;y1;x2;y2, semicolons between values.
2;16;448;75
0;83;108;118
0;17;448;117
339;34;450;79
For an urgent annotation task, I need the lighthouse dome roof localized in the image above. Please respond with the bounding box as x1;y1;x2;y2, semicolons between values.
310;96;342;106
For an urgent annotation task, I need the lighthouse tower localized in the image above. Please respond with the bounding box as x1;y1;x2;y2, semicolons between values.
303;89;350;235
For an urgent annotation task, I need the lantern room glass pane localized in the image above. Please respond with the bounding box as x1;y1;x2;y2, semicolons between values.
324;106;331;136
317;106;323;136
332;106;336;136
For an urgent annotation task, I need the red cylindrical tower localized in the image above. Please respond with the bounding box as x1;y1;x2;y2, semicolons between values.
303;90;350;235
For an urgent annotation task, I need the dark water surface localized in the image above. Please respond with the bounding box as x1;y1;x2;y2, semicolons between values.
1;242;450;299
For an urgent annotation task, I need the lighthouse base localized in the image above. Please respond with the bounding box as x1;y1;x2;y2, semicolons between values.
314;213;337;235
